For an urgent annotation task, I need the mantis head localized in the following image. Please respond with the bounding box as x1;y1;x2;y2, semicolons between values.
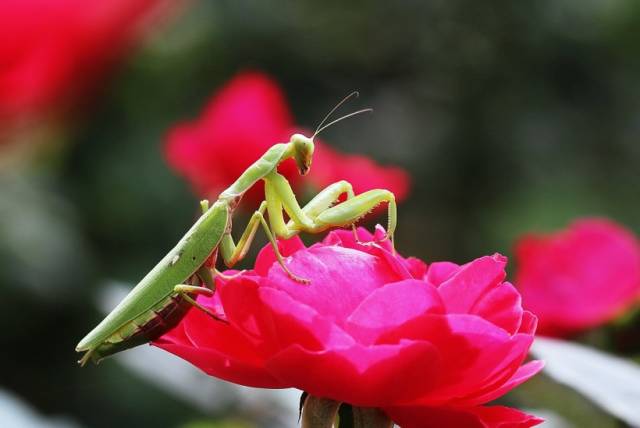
290;133;314;176
288;92;372;176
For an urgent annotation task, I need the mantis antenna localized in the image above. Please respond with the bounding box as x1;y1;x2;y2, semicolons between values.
314;91;360;136
313;108;373;138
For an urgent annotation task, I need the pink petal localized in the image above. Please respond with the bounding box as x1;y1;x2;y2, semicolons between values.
378;314;533;403
518;311;538;335
425;262;460;287
158;317;192;347
219;273;355;354
181;299;268;364
438;254;507;314
264;245;402;324
461;360;545;406
266;340;440;406
470;282;523;335
258;287;356;351
217;275;280;350
153;341;285;388
153;285;281;388
322;226;375;248
385;405;543;428
346;279;444;345
467;406;544;428
405;257;429;280
321;226;426;280
385;405;482;428
254;235;306;276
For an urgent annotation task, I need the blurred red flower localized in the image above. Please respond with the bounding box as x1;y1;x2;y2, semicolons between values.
155;227;542;428
515;218;640;337
0;0;175;136
165;71;410;204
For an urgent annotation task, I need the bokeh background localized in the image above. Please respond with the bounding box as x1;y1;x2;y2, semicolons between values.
1;1;639;427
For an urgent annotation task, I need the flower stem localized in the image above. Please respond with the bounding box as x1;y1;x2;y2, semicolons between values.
352;407;394;428
301;396;340;428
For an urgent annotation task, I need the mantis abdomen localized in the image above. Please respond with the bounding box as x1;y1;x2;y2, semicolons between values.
82;293;194;362
76;201;230;365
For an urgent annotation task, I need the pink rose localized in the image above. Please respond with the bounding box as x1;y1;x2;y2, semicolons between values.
164;71;410;203
155;227;542;427
515;218;640;337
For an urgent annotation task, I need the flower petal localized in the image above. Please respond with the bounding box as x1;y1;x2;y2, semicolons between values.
254;235;306;276
461;360;545;406
438;254;507;314
153;341;285;388
321;226;425;280
152;287;281;388
219;273;354;354
377;314;533;403
385;405;543;428
470;282;523;335
266;340;440;406
346;279;444;345
264;245;402;324
425;262;460;287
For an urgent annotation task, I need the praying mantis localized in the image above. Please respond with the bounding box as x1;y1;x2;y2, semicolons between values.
75;94;397;365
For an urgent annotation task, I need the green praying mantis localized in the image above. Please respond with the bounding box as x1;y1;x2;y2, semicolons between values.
75;94;398;366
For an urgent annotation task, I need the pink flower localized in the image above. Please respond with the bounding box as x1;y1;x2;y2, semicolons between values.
164;71;410;203
155;227;542;427
515;218;640;337
0;0;176;136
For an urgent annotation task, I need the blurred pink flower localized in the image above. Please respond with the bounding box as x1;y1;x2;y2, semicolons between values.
515;218;640;337
155;227;542;428
165;71;410;204
0;0;175;136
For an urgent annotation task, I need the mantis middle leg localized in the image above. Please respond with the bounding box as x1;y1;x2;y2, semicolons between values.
217;201;310;283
